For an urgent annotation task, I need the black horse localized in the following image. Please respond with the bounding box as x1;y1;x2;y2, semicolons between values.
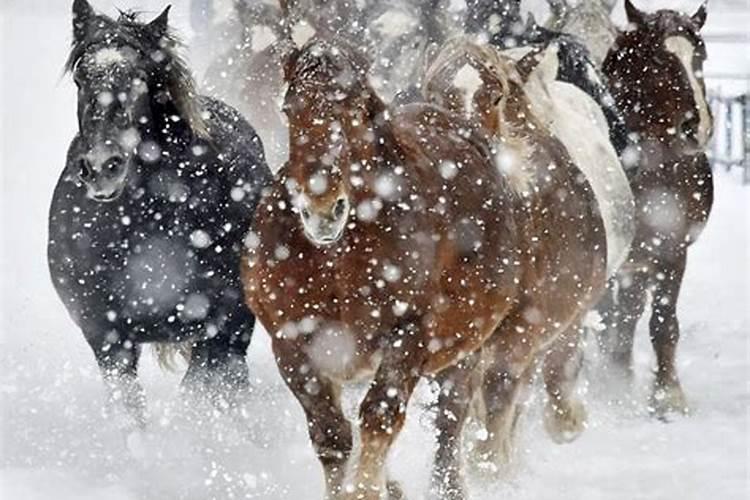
464;0;631;156
48;0;271;428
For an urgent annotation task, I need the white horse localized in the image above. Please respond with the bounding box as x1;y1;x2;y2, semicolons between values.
513;43;635;275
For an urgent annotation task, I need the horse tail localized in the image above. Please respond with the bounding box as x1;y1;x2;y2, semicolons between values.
152;342;193;372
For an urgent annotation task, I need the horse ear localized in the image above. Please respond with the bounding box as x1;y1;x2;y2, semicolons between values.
148;5;171;39
534;43;560;83
72;0;94;42
691;2;708;29
526;13;538;31
624;0;646;25
283;46;301;83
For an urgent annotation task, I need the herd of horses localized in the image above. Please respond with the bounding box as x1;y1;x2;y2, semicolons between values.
47;0;714;498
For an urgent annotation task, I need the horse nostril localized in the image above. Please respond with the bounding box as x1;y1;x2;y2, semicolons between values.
333;198;347;218
78;158;93;180
680;116;699;138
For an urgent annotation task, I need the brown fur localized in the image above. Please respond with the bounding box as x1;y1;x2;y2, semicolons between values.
242;38;528;499
600;1;713;416
422;39;607;497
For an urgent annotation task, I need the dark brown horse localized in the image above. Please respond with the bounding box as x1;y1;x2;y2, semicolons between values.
422;38;610;498
600;0;714;416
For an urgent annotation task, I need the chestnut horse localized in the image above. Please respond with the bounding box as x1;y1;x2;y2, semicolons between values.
241;38;522;499
422;39;611;497
600;0;714;416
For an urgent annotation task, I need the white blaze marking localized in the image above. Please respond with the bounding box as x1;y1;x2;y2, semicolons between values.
664;36;712;147
452;63;483;119
93;47;127;67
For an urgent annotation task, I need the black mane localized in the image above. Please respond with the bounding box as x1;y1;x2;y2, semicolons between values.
66;9;208;138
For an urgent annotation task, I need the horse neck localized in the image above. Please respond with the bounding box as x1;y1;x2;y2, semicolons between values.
344;93;398;164
140;86;196;156
338;95;403;198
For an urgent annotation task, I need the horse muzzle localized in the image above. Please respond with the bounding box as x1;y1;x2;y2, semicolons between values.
299;197;350;247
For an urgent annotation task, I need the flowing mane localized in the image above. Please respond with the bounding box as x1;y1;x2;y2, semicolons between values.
65;9;208;138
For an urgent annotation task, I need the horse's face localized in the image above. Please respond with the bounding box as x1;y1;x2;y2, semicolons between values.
426;50;510;134
72;45;151;201
610;2;711;153
283;41;369;246
68;1;173;203
465;0;523;42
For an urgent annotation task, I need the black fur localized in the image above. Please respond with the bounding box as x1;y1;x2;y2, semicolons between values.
49;2;272;426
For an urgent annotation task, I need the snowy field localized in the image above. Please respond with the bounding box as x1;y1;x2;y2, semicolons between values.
1;1;749;499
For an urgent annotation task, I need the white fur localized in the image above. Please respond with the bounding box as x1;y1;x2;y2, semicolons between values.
513;46;636;276
664;36;712;148
93;47;127;67
452;63;483;119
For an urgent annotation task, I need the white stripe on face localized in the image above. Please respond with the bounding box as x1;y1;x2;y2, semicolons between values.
664;36;712;148
452;63;483;119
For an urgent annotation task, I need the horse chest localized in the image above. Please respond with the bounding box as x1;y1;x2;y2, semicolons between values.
48;174;243;324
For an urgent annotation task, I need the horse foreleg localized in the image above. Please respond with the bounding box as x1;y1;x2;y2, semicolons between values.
275;345;352;499
430;353;481;500
86;330;146;430
648;252;689;417
349;322;426;500
471;327;536;477
542;320;587;444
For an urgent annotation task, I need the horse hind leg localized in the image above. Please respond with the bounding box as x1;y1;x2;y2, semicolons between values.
648;252;689;417
430;353;481;500
542;319;587;444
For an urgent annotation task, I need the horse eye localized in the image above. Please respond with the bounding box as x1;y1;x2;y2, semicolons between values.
302;208;311;219
104;157;124;175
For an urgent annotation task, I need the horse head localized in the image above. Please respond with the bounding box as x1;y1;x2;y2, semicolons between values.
606;0;712;154
66;0;204;202
465;0;524;46
425;39;524;136
282;39;379;246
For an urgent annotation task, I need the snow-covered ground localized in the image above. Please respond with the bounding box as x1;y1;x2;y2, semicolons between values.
1;1;748;499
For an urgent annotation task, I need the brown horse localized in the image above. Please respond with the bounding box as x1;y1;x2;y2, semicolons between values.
240;34;607;499
422;38;609;497
600;0;714;416
241;37;526;499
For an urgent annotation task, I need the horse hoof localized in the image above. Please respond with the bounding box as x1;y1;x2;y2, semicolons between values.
428;484;466;500
544;398;587;444
467;439;515;482
386;479;406;500
649;383;689;418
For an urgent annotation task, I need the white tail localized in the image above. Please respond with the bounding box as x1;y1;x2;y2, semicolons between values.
152;342;193;372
